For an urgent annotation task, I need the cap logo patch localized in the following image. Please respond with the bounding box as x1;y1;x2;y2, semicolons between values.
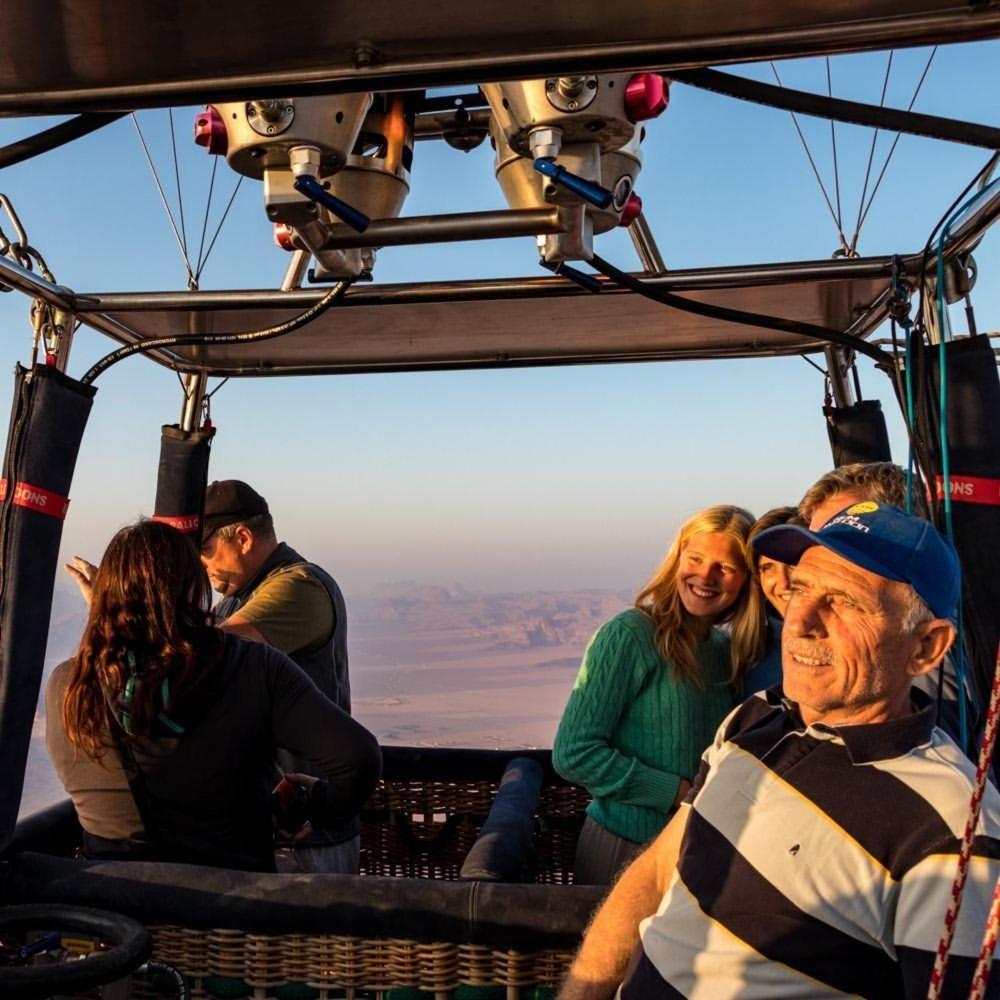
826;512;871;533
846;502;879;515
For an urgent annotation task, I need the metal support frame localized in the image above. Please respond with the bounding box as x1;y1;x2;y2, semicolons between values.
824;346;857;408
414;108;491;142
280;250;311;291
320;208;563;250
628;215;666;274
178;372;208;432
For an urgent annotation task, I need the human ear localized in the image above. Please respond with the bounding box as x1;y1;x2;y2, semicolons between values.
908;619;958;677
234;525;255;554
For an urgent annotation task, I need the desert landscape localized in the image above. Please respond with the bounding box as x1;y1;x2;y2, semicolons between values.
20;582;631;817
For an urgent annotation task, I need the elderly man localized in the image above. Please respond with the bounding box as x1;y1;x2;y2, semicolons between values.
560;503;1000;999
199;479;355;873
798;462;977;755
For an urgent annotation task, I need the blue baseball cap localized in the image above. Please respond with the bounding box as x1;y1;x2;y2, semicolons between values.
753;502;960;620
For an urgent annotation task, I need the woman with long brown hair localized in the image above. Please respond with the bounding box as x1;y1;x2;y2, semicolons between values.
553;505;763;884
46;520;380;871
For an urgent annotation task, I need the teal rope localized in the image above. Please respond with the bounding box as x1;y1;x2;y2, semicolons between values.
902;319;915;515
929;179;1000;752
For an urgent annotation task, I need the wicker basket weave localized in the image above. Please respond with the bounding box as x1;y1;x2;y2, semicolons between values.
16;752;593;999
120;926;572;998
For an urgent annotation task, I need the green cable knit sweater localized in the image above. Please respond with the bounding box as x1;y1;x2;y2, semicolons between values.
552;608;734;845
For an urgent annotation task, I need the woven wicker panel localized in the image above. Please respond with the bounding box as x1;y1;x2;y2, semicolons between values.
118;927;572;997
360;777;589;884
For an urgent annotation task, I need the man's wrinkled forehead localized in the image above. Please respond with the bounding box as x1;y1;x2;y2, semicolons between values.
791;544;902;604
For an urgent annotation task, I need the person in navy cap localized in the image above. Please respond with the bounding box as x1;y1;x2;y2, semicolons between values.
559;503;1000;1000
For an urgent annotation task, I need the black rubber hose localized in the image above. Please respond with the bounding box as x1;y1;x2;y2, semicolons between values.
0;904;150;999
589;254;892;366
80;280;352;385
140;960;190;1000
0;113;126;170
669;68;1000;151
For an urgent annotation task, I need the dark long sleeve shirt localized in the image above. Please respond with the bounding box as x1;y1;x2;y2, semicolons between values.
46;633;381;871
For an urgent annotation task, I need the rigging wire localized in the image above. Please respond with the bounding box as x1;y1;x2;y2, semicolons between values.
193;156;219;281
769;62;848;250
195;175;244;282
853;47;938;242
825;59;843;237
130;113;195;287
801;355;828;377
168;109;190;277
205;377;230;402
851;51;894;252
80;280;352;386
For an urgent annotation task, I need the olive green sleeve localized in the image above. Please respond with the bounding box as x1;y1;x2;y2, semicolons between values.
231;566;335;657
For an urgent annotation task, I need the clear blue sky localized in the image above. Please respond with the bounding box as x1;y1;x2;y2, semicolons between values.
0;43;997;595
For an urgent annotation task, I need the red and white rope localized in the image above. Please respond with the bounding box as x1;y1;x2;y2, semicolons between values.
969;871;1000;999
927;643;1000;999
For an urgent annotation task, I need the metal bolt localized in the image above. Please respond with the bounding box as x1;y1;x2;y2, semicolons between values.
568;100;578;110
354;41;376;69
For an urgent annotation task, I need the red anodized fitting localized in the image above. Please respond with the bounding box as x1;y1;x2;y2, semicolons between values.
618;192;643;227
273;223;296;251
624;73;669;122
193;107;227;155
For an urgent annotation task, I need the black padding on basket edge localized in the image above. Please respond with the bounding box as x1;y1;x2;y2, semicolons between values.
825;399;892;467
3;852;604;949
379;745;569;784
460;756;544;882
0;365;94;854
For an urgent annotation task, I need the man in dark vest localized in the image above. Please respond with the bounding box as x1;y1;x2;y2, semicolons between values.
200;479;357;873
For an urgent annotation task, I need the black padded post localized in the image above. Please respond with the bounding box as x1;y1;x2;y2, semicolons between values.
152;425;214;544
0;365;94;852
824;399;892;467
922;335;1000;701
460;757;545;882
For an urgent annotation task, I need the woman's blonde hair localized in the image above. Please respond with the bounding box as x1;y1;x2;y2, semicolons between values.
635;505;764;686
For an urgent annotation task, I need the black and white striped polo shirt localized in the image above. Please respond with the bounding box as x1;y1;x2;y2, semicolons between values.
621;690;1000;999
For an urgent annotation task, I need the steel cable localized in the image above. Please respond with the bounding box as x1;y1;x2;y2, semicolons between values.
80;280;352;385
588;254;891;366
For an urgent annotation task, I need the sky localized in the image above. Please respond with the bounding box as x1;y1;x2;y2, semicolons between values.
0;43;997;598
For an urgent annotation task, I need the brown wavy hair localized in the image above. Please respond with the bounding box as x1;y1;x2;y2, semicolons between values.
63;520;223;759
635;505;764;686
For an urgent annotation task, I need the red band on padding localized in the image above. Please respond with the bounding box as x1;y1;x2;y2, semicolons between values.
0;478;70;519
151;514;200;534
934;475;1000;507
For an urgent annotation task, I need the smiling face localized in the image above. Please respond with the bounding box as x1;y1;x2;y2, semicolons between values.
677;531;749;623
758;554;793;617
782;545;947;725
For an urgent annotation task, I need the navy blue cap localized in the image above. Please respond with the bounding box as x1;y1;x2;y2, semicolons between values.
753;502;960;620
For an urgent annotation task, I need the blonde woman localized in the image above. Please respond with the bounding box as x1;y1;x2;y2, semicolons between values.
553;505;764;884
